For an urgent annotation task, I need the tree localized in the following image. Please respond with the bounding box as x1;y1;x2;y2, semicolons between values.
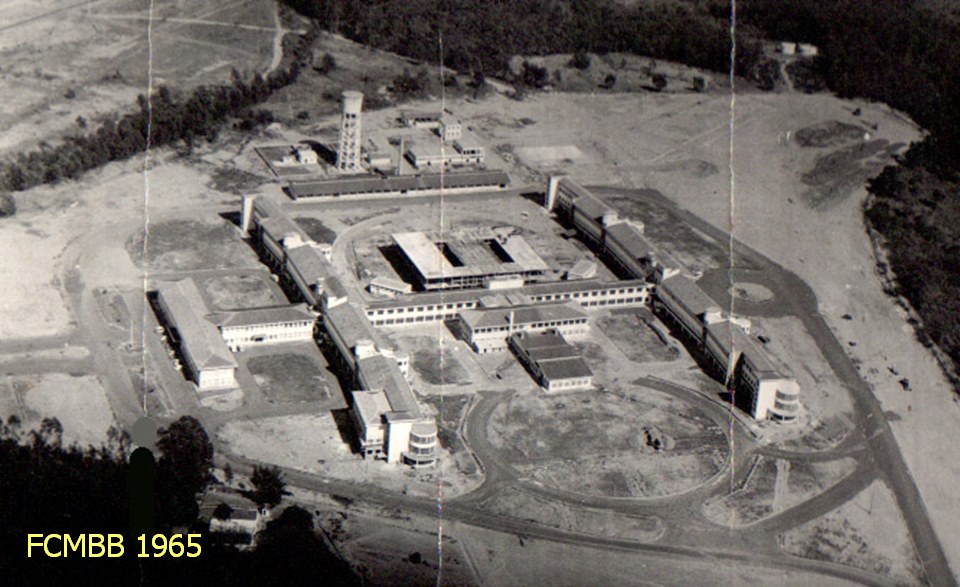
599;73;617;90
691;76;706;92
651;73;668;92
156;416;213;525
569;50;591;70
315;52;337;75
213;502;234;521
520;61;549;89
249;465;289;508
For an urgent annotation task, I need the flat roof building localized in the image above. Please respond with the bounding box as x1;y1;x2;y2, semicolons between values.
286;170;509;200
456;301;589;353
212;304;315;352
154;280;238;391
509;330;593;392
392;229;549;291
703;320;801;421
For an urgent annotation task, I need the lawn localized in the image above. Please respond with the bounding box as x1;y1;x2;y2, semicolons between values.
247;353;330;403
597;311;679;363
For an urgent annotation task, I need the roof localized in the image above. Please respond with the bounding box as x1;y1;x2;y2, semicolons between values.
155;280;237;371
356;354;421;419
286;170;510;199
510;330;570;352
538;357;593;381
286;244;330;284
658;274;720;317
558;177;613;220
286;245;348;300
705;320;784;377
324;302;385;351
352;389;392;427
392;230;548;281
605;222;655;261
255;198;308;243
402;110;442;120
364;278;650;312
369;276;412;292
459;302;587;330
213;304;314;329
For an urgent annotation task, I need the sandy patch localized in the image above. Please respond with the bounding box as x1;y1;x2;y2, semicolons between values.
783;480;925;585
7;373;116;448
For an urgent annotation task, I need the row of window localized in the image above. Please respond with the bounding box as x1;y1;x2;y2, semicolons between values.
370;301;476;317
470;319;588;335
221;321;313;333
548;377;592;389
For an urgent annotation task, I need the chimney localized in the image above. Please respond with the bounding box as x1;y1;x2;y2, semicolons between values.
508;310;515;333
240;194;256;234
397;137;406;176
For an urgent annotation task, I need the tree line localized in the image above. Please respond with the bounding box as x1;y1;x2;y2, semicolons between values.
0;28;318;195
734;0;960;388
280;0;769;83
0;415;358;586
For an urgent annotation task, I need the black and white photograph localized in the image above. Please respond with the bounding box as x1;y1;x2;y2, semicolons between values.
1;1;958;585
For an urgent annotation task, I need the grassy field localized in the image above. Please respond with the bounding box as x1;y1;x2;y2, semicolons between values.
782;480;925;585
247;353;330;403
596;311;679;363
127;219;260;271
201;272;284;310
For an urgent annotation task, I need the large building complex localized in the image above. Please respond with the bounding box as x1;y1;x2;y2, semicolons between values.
392;229;549;291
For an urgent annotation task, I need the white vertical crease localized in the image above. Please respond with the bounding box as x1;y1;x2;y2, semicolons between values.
139;0;156;415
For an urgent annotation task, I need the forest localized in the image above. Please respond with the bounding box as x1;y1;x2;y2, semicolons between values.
0;416;358;586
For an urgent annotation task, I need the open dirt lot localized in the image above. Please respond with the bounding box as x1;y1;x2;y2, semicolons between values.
703;456;857;527
478;485;662;541
782;480;925;585
219;412;482;499
488;388;726;498
128;218;261;272
456;521;865;587
1;373;115;448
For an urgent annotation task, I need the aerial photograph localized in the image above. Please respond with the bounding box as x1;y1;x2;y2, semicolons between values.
1;0;959;585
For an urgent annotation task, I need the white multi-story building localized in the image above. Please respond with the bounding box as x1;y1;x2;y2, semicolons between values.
455;301;589;353
703;320;801;421
154;279;238;392
214;304;315;352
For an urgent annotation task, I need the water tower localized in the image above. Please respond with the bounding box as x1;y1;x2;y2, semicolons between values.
337;90;364;173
